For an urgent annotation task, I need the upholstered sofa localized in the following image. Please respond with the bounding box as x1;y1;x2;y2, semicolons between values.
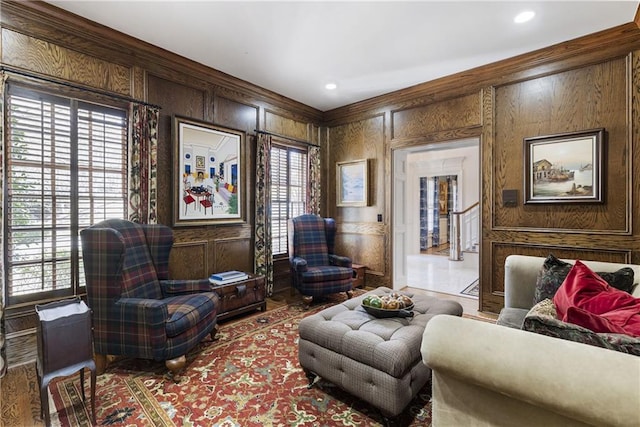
421;255;640;427
498;255;640;330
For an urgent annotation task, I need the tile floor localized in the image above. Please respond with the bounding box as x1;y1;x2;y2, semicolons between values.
404;251;491;317
407;252;479;299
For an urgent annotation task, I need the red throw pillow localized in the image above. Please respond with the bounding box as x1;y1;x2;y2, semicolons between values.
553;260;640;337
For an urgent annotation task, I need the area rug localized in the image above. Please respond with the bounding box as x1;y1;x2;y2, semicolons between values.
48;296;432;426
460;279;479;297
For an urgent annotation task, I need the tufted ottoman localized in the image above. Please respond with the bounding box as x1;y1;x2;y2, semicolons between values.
298;287;463;418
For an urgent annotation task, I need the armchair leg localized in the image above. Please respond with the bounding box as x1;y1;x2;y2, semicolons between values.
166;355;186;382
210;325;218;341
302;295;313;310
95;353;108;375
346;290;354;299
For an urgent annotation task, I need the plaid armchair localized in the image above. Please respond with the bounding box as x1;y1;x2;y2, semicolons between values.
288;214;353;308
80;219;218;378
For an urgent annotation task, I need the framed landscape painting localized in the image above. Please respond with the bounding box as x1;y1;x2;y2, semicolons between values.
524;128;604;204
336;159;368;207
173;116;245;226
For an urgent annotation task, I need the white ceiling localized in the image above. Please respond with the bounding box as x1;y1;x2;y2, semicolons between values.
46;1;639;111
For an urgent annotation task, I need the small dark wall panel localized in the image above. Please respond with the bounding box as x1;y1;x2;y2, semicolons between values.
169;241;208;280
147;74;206;225
214;238;253;274
147;73;207;123
213;96;259;136
492;58;630;233
272;258;292;296
392;93;481;140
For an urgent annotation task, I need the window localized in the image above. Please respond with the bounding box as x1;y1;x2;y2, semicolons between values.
270;144;307;256
5;85;128;306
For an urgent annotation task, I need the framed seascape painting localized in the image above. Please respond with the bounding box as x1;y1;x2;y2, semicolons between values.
173;116;245;226
524;128;604;204
336;159;368;207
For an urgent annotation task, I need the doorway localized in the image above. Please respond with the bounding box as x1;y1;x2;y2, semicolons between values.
392;138;480;299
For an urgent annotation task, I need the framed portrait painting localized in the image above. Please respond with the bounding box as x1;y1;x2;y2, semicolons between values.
524;128;604;204
173;116;245;226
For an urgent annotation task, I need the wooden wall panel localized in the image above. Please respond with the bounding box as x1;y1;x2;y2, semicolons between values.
2;29;131;95
327;115;387;286
634;50;640;247
328;115;385;222
131;66;145;100
493;58;630;233
212;96;260;226
265;110;309;140
213;96;259;136
169;241;208;280
214;238;253;273
392;93;481;140
147;74;207;226
337;233;386;276
337;222;386;275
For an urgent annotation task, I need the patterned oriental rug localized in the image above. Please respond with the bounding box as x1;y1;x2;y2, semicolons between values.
47;296;433;426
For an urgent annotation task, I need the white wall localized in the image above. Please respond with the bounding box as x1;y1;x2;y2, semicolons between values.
406;141;480;255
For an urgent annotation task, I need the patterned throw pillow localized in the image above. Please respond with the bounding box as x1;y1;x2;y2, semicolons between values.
533;254;636;304
523;299;640;356
533;254;572;304
598;269;636;294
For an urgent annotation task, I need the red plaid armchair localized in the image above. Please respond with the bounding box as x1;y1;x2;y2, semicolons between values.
288;214;353;308
80;219;218;378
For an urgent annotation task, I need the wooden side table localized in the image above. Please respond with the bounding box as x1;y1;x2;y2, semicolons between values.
35;298;96;426
352;264;367;288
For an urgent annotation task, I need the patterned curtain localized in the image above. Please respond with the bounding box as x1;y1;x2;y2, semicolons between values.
0;73;6;378
307;145;321;214
254;133;274;295
128;103;159;224
419;177;428;251
432;177;440;247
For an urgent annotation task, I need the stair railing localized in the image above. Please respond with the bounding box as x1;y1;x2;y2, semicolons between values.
449;202;479;261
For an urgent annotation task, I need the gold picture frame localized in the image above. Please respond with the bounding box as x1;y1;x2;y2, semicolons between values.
336;159;368;207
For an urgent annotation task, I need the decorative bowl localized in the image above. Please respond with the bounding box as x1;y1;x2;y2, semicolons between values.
361;304;414;318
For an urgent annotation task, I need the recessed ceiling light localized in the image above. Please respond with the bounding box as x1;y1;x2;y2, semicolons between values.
325;83;337;90
514;10;535;24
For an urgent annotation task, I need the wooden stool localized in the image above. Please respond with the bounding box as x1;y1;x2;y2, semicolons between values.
35;298;96;426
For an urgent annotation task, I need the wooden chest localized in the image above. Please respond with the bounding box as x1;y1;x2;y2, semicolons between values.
213;274;266;321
